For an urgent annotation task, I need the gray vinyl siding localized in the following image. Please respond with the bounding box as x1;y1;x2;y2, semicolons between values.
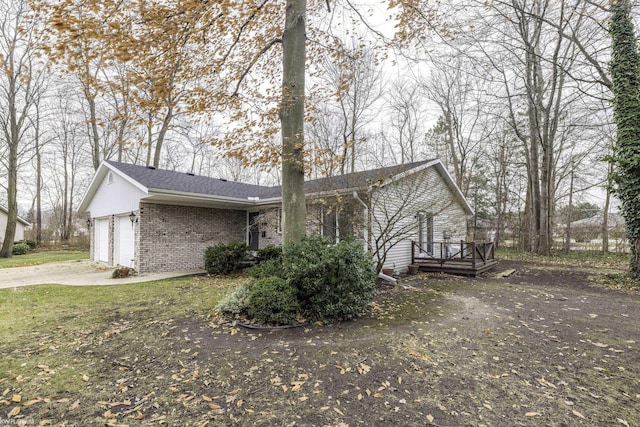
371;166;468;273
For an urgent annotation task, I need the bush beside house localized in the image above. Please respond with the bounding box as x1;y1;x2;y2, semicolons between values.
214;237;377;324
11;243;30;255
204;241;250;275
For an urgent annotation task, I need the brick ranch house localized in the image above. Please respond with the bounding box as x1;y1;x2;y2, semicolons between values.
78;159;473;274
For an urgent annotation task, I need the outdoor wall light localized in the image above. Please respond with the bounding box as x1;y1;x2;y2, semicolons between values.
86;218;92;228
129;211;138;228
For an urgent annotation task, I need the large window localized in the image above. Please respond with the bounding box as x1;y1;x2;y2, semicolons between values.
322;209;337;241
419;212;434;254
275;208;282;234
322;206;356;243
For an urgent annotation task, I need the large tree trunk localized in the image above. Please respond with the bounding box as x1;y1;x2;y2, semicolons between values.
0;56;20;257
609;0;640;275
84;81;101;170
0;144;18;258
35;105;43;247
153;104;174;168
602;161;612;254
280;0;307;245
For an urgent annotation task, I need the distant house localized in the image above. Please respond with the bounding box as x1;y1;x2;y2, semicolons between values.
78;160;473;274
0;205;31;244
568;212;626;242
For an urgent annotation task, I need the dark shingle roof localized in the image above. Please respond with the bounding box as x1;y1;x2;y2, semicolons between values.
107;161;277;199
107;160;434;200
302;161;432;194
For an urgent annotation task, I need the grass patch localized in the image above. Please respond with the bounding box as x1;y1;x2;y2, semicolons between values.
591;271;640;292
496;247;629;269
0;251;89;269
0;275;245;424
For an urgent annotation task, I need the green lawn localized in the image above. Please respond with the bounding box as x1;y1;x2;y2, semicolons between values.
0;275;245;423
0;251;89;269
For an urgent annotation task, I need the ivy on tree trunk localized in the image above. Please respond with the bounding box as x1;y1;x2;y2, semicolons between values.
609;0;640;275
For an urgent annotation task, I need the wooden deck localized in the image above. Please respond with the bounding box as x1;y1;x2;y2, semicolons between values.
411;241;498;277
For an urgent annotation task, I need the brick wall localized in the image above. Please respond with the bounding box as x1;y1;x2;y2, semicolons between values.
89;214;94;261
137;203;245;273
252;208;284;250
108;215;114;265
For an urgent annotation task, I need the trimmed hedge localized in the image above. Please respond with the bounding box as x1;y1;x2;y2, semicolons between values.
15;240;36;249
246;257;284;279
257;245;282;262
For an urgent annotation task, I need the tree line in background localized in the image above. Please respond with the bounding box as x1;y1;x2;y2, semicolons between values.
0;0;637;262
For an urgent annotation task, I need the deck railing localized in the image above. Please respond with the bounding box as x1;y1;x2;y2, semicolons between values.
411;240;496;270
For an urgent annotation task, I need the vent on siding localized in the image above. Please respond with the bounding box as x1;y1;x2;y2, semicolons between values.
107;172;114;184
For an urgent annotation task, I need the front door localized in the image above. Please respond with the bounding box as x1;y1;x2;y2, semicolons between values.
248;212;260;250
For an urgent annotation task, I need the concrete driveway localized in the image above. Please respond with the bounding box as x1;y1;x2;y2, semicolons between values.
0;260;205;289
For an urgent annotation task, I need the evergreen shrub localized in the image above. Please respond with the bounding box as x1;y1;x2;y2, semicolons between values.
245;277;299;325
284;236;377;321
12;243;30;255
204;241;249;275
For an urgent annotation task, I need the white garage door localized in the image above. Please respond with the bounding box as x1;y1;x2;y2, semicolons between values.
95;218;109;263
115;215;135;268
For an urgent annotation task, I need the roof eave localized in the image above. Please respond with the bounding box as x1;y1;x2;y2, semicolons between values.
147;188;283;207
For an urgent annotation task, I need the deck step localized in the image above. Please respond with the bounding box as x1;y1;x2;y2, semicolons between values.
414;259;498;277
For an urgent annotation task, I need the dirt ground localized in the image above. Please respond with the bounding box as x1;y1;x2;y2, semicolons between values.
3;259;640;426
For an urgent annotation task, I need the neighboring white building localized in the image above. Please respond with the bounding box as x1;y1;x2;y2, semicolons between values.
0;205;31;244
79;159;474;274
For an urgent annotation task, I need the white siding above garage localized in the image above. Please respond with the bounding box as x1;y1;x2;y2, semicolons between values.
86;170;146;218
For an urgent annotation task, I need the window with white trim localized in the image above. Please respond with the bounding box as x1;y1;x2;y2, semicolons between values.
275;208;282;234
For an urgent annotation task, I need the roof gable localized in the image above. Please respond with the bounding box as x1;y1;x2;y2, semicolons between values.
0;205;31;227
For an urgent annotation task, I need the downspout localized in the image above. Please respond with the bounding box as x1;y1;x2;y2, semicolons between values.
352;191;369;253
353;191;397;285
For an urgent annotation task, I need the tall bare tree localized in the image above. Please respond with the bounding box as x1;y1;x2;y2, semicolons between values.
0;0;46;257
312;42;383;175
422;57;489;196
383;79;427;165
